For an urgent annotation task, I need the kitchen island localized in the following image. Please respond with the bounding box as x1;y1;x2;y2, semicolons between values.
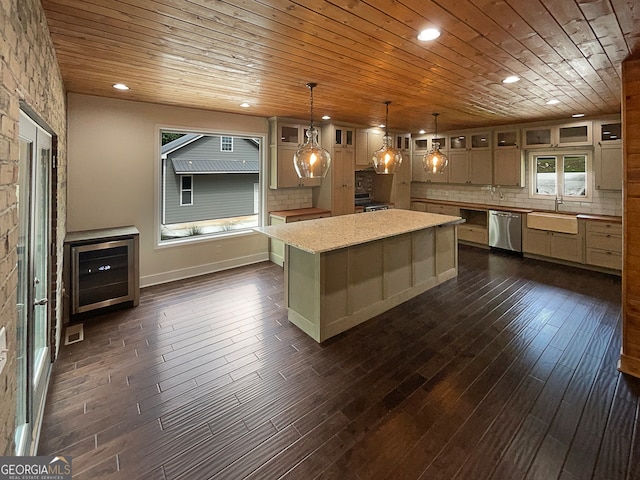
254;209;463;342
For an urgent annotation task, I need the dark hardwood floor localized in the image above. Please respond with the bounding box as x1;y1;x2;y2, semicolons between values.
39;245;639;479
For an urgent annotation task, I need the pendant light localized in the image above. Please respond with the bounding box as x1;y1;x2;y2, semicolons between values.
422;113;448;174
372;101;403;175
293;83;331;178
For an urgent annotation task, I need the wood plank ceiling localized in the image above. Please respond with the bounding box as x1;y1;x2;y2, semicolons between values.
41;0;640;133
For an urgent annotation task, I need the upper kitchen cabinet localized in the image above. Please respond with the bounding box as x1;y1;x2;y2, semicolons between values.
355;128;384;168
493;128;524;187
315;123;355;216
411;153;449;183
447;132;492;185
594;119;622;190
356;128;384;170
523;121;592;149
269;117;321;188
395;133;411;155
412;134;430;152
334;126;355;148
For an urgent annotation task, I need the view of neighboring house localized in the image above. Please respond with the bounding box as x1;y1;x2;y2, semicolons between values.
161;134;260;227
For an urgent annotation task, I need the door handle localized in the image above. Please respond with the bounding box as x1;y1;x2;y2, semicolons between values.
34;298;48;306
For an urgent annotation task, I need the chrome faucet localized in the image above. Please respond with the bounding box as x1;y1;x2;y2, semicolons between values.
555;195;564;212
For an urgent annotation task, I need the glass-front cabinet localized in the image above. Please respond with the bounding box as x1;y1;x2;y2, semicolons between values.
335;126;354;148
495;129;519;149
413;135;430;152
523;121;592;148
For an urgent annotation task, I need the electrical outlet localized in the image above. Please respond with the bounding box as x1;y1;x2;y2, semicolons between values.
0;327;7;376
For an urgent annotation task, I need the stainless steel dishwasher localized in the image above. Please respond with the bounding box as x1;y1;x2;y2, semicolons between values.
488;210;522;252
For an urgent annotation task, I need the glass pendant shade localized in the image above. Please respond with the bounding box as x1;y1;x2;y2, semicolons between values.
422;113;448;174
372;135;403;174
293;127;331;178
294;83;331;178
372;101;402;175
422;143;448;174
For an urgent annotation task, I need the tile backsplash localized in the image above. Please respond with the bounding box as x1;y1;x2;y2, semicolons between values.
267;188;313;212
411;181;622;217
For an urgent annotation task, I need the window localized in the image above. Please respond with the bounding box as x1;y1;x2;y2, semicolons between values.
160;130;261;243
180;175;193;205
530;151;590;201
221;136;233;151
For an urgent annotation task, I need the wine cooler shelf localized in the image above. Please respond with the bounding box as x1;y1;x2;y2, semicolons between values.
64;226;139;321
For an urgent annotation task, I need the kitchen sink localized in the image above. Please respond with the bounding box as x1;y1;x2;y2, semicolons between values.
527;212;579;234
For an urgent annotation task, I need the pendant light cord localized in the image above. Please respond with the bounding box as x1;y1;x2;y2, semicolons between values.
433;113;439;139
385;101;391;138
307;82;317;131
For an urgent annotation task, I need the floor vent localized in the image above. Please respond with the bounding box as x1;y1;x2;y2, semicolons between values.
64;324;84;345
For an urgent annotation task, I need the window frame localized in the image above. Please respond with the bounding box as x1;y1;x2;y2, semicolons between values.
157;127;267;248
221;136;233;152
180;174;193;206
529;149;592;202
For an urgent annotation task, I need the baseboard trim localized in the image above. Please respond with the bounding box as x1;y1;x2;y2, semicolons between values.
618;352;640;379
140;252;269;288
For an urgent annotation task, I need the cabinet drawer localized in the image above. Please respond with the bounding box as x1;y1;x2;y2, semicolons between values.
458;225;488;244
288;213;331;222
586;221;621;235
586;232;622;253
586;248;622;270
427;204;460;216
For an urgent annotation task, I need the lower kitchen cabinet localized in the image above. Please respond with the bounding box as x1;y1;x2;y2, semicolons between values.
585;221;622;270
458;208;488;246
269;209;331;266
458;224;488;245
426;203;460;216
523;222;585;264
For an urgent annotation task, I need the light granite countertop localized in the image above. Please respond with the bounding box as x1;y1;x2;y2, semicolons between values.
254;209;463;254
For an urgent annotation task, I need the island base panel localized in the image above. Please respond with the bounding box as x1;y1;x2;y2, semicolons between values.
286;225;458;342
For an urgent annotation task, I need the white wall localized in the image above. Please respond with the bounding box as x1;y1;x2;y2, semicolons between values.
67;93;275;287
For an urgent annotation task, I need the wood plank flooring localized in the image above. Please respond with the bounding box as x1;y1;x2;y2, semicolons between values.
38;245;639;479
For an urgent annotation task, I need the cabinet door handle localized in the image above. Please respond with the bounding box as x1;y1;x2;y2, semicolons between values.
34;298;48;306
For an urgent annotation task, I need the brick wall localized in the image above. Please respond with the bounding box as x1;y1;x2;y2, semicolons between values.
0;0;66;455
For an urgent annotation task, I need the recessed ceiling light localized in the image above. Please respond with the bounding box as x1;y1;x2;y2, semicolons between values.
240;102;250;108
379;124;385;129
502;76;520;84
113;83;129;90
322;115;331;120
419;129;426;134
417;28;441;41
572;113;585;118
546;99;560;105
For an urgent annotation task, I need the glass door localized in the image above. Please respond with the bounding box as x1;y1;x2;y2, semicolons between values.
15;110;52;455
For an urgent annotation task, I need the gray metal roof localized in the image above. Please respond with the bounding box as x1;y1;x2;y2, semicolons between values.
171;158;259;174
161;134;202;156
